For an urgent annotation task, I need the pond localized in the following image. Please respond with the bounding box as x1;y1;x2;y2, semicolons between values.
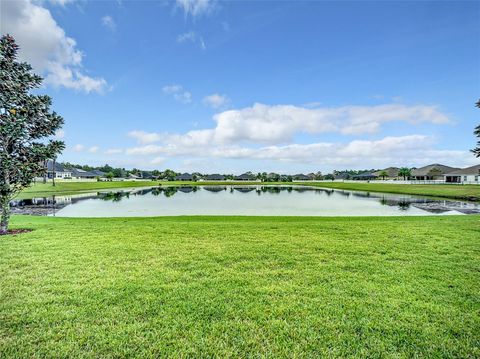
11;186;480;217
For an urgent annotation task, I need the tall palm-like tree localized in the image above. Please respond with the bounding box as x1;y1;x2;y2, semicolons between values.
398;167;411;180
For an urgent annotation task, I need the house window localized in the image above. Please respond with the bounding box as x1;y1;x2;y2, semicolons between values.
475;176;478;181
464;176;467;181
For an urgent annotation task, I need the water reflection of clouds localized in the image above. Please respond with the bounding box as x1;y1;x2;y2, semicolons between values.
10;186;480;216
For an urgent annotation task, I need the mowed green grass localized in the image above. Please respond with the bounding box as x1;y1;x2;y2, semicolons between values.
21;180;480;201
1;215;479;357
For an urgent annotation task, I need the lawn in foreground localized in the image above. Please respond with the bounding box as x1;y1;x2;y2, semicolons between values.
1;215;479;357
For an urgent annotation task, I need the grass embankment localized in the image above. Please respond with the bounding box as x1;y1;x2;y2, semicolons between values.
22;180;480;201
2;215;479;357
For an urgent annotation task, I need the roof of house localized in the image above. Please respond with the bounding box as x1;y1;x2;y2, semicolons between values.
334;173;350;180
373;167;400;177
90;170;106;176
234;173;256;180
411;164;460;176
71;168;96;177
205;174;225;180
46;161;68;172
140;171;153;179
293;174;311;180
444;164;480;176
175;173;194;180
352;172;378;179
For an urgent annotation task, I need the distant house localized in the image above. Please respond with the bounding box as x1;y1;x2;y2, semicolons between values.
175;173;194;181
46;161;71;179
71;168;97;180
140;171;154;180
351;172;378;180
205;174;225;181
411;164;459;181
292;174;311;181
444;164;480;184
90;170;106;177
373;167;400;180
234;173;256;181
333;173;350;180
128;173;141;180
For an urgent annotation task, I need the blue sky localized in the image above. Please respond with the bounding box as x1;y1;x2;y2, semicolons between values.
2;0;479;173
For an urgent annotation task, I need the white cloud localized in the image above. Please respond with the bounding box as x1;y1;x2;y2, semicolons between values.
203;93;230;109
88;146;99;153
175;0;217;18
54;129;66;139
2;0;107;93
129;102;450;147
101;15;116;31
128;130;164;144
48;0;75;6
177;31;196;43
176;31;206;50
124;135;475;169
73;144;85;152
150;157;166;165
104;148;123;155
162;84;192;104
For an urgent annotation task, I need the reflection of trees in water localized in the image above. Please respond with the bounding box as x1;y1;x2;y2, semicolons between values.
162;187;178;198
100;191;130;202
378;196;411;210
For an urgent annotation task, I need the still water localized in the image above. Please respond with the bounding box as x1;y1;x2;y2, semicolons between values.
11;186;480;217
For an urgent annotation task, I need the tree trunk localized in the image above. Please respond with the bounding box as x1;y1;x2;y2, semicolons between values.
52;158;56;187
0;196;10;235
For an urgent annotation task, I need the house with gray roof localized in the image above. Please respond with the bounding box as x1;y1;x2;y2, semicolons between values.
373;167;400;180
71;168;97;179
175;173;194;181
205;174;225;181
411;163;459;180
234;173;256;181
46;161;71;180
292;174;312;181
351;172;378;180
444;164;480;184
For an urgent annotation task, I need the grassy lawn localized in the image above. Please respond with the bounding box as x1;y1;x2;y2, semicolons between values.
1;215;479;357
21;180;480;201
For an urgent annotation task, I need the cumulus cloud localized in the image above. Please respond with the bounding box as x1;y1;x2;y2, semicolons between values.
88;146;100;153
175;0;217;18
203;93;230;109
162;84;192;103
124;134;474;169
73;144;85;152
127;102;450;147
128;130;164;144
101;15;116;31
150;157;166;165
2;0;107;93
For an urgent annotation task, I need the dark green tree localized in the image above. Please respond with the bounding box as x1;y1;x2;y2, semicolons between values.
398;167;411;180
0;35;65;234
472;100;480;158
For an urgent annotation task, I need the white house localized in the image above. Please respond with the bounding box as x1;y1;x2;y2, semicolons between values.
444;164;480;184
46;161;71;179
